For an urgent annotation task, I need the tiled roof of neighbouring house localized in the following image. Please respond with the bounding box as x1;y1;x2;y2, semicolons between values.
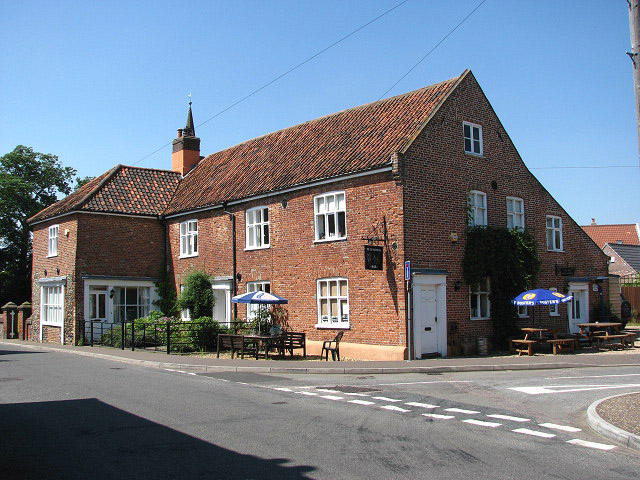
28;165;182;224
581;224;640;248
164;73;464;215
607;243;640;273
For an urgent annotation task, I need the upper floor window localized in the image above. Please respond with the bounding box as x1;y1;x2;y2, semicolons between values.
506;197;525;230
180;219;198;258
463;121;483;156
246;206;270;250
48;225;59;257
546;215;563;251
468;191;487;227
247;281;271;319
315;192;346;241
317;278;349;328
470;277;490;320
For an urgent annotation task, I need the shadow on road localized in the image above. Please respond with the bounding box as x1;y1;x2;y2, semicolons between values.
0;398;315;479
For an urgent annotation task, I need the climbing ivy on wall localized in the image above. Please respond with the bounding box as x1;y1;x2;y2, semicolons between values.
462;226;541;347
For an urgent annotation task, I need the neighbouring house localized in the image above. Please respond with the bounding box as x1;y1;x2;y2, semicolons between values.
26;70;609;359
603;243;640;277
581;219;640;248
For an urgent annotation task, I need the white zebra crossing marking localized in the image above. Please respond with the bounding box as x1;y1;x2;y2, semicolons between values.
513;428;556;438
422;413;455;419
463;419;502;428
486;414;529;422
539;423;581;433
445;408;480;414
349;399;376;406
381;405;411;412
405;402;439;409
566;439;616;451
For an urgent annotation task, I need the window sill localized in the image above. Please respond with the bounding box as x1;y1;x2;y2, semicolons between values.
546;249;565;253
47;254;58;258
470;317;490;321
179;253;199;259
41;321;63;327
315;324;350;330
244;245;271;252
549;313;560;317
464;151;484;158
313;237;347;244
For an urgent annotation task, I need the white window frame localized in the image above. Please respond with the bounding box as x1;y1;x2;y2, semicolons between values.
245;206;270;250
180;284;191;321
546;215;563;251
246;281;271;319
463;121;483;156
506;197;525;231
470;278;490;320
316;278;349;329
468;191;487;227
314;191;347;242
179;219;198;258
517;305;528;318
48;225;59;257
41;283;64;326
549;287;560;316
113;286;151;323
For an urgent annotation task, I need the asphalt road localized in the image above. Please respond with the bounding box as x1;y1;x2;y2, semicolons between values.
1;344;639;479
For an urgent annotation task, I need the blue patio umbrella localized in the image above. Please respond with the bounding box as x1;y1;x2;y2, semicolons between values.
231;291;288;305
512;289;573;306
512;288;573;328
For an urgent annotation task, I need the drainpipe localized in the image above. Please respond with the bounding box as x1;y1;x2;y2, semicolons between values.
223;204;237;320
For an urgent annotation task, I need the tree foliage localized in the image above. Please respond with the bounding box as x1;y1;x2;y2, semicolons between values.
74;175;95;191
0;146;76;306
176;270;215;319
462;226;540;347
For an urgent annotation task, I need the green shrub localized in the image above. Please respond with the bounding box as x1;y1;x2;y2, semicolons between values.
176;271;215;319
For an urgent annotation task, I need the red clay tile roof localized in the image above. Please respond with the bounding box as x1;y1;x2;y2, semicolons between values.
28;165;181;224
581;224;640;248
164;74;462;215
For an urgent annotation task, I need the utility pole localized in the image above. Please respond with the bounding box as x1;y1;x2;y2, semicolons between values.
628;0;640;165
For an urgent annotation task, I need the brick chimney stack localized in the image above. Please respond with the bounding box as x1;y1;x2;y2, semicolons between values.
172;101;201;175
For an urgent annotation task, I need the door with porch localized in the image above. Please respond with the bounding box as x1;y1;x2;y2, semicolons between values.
211;279;232;327
568;283;589;334
87;286;108;340
412;275;447;358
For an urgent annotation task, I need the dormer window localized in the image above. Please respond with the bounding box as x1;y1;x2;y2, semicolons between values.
463;121;483;156
48;225;59;257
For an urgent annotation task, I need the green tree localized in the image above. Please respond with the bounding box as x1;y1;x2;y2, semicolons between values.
176;270;215;319
74;175;95;191
0;146;76;306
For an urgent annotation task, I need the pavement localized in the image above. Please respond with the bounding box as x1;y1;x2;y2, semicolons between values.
2;338;640;451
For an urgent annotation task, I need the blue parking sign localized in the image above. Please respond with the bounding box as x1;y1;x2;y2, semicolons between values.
404;261;411;281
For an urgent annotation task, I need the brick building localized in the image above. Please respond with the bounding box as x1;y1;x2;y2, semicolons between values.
27;70;609;359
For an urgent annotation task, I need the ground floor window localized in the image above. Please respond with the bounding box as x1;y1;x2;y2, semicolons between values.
247;281;271;319
317;278;349;328
41;284;64;325
470;278;490;320
113;286;150;322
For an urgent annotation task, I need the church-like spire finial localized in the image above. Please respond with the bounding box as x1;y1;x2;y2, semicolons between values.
184;93;195;136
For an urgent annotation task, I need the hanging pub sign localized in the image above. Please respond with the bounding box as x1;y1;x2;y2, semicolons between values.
560;267;575;276
364;245;383;270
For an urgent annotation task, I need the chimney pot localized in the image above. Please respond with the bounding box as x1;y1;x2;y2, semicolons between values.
177;129;183;138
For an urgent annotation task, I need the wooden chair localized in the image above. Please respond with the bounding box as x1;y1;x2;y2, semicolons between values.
217;334;247;358
321;331;344;361
283;332;306;358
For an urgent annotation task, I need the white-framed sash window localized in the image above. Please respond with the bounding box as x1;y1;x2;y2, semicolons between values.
546;215;563;251
468;191;487;227
179;219;198;257
314;192;346;241
506;197;525;230
48;225;59;257
41;283;64;326
470;278;490;320
113;286;151;322
316;278;349;328
463;121;483;156
246;206;270;250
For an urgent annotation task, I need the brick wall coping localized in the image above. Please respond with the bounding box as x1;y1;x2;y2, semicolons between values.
36;276;67;284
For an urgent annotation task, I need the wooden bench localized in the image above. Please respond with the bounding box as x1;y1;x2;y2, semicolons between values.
622;331;638;347
216;334;257;359
592;334;628;349
510;339;538;356
283;332;306;358
546;338;575;355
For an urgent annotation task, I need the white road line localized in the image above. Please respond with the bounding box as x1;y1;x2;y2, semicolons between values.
349;399;376;406
164;369;196;376
316;388;341;393
547;373;640;380
422;413;455;419
405;402;439;409
381;405;411;412
445;408;480;414
567;439;616;451
374;380;473;386
320;395;344;401
372;396;403;402
513;428;556;438
486;414;530;422
463;419;502;428
342;392;371;397
539;423;581;433
273;387;293;392
510;384;640;395
298;391;318;396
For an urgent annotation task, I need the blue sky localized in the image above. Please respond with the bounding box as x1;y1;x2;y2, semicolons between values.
1;0;638;226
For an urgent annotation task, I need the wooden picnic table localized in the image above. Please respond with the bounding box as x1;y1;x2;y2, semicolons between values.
576;322;626;348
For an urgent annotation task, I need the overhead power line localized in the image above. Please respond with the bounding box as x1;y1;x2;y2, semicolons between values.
133;0;411;167
377;0;488;100
529;165;638;170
